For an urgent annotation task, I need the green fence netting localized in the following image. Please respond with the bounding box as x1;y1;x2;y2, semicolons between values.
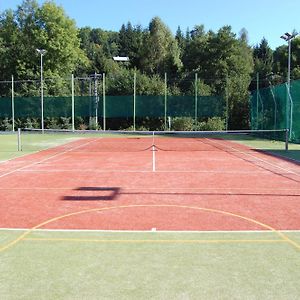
0;97;11;118
251;79;300;142
0;95;224;120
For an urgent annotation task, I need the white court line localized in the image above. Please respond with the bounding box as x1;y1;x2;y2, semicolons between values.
0;228;300;233
206;138;300;178
0;186;299;197
0;186;300;192
0;139;99;179
15;169;272;174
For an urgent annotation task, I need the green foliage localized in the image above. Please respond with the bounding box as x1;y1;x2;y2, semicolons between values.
196;117;225;131
0;117;12;130
182;25;254;128
0;0;89;93
44;117;58;129
175;26;186;55
119;22;144;68
106;68;166;96
88;117;101;130
78;27;119;74
273;36;300;82
253;38;273;80
140;17;182;76
59;117;71;129
171;117;195;131
171;117;225;131
24;117;39;129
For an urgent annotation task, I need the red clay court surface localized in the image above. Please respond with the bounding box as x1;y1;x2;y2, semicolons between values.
0;136;300;234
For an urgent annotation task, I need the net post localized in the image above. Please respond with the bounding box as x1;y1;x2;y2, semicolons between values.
11;75;15;132
152;131;155;146
17;128;21;151
71;74;75;132
152;131;156;172
285;129;289;151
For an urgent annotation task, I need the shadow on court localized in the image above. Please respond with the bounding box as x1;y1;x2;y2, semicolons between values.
62;187;121;201
256;149;300;166
61;186;300;201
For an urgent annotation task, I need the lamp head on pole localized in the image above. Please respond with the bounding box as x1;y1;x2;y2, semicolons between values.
36;48;47;56
280;32;298;42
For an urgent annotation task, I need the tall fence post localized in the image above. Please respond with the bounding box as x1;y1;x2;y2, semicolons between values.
133;72;136;131
268;83;277;130
195;73;198;127
71;74;75;132
164;73;167;130
285;129;289;151
256;73;259;129
103;73;106;131
11;75;15;132
40;54;44;133
286;83;293;140
225;75;229;131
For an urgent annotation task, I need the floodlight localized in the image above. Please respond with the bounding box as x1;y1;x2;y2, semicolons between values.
36;48;47;55
280;32;298;41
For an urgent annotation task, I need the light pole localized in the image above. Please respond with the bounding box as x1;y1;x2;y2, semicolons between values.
280;32;298;138
36;49;47;132
280;32;297;87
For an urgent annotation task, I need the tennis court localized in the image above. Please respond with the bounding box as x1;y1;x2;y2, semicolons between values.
0;130;300;299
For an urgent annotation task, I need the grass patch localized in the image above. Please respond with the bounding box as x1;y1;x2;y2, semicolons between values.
0;230;299;299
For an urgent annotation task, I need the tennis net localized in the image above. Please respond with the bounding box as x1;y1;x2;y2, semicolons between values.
16;128;289;153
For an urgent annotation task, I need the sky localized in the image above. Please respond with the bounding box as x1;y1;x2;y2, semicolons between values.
0;0;300;49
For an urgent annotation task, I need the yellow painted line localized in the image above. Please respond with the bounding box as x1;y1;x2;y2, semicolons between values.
23;237;287;244
0;204;300;252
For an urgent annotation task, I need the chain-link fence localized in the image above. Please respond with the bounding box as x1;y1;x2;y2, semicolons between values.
250;79;300;142
0;73;225;131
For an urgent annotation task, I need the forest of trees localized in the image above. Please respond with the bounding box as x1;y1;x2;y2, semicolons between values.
1;0;300;129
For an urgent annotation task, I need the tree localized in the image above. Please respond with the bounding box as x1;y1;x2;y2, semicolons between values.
175;26;186;56
140;17;182;76
78;26;121;74
182;24;207;72
212;26;253;128
119;22;132;57
182;25;253;128
118;22;144;68
273;36;300;82
0;9;20;80
253;38;273;86
0;0;88;94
